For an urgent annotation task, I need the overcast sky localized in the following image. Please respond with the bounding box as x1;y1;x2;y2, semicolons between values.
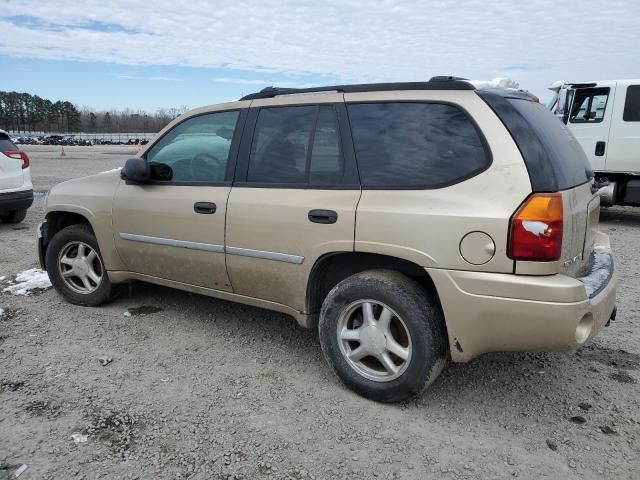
0;0;638;111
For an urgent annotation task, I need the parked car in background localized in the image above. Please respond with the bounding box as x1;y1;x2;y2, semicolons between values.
548;79;640;206
37;78;616;402
0;128;33;224
11;135;150;147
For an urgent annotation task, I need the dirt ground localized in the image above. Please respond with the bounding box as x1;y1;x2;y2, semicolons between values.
1;145;638;480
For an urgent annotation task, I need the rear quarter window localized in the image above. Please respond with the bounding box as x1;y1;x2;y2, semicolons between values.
0;134;16;151
346;102;490;188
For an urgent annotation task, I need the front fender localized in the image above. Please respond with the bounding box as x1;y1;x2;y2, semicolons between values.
44;171;126;271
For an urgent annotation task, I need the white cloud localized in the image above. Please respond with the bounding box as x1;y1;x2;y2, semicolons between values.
213;77;292;86
114;73;141;80
149;76;183;82
1;0;638;97
113;73;184;82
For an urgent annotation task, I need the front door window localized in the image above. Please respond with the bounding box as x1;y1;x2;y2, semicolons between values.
146;111;239;182
569;88;610;124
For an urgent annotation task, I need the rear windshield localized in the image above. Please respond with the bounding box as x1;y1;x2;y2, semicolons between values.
0;134;16;151
478;90;592;192
509;98;592;190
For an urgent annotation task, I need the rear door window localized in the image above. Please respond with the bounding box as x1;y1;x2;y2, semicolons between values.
248;106;314;183
346;102;490;188
623;85;640;121
247;105;346;185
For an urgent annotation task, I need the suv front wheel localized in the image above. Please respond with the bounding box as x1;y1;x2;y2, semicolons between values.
319;270;448;403
45;223;114;306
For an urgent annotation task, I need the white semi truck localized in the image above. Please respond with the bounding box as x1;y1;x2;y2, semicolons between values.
548;80;640;206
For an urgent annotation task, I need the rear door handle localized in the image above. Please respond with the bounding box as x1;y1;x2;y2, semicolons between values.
194;202;217;214
308;209;338;224
595;141;606;156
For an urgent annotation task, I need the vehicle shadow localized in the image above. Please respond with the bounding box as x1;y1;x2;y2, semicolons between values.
112;279;320;354
600;206;640;226
0;222;32;233
421;347;632;402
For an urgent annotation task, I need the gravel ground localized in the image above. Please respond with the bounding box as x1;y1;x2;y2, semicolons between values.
1;145;639;480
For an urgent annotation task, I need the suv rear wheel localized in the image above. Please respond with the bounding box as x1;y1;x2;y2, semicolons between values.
318;270;448;402
45;223;113;306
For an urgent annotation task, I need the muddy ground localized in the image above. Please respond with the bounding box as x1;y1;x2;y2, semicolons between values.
1;145;638;479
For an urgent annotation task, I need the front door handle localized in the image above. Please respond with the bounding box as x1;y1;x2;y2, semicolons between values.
595;141;606;157
308;209;338;224
194;202;217;214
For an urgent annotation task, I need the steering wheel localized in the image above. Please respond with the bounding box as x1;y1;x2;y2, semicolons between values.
191;153;225;180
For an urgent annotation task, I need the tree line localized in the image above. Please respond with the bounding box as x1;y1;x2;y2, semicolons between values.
0;91;187;134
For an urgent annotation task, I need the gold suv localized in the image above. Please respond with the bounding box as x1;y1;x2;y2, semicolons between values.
37;78;617;402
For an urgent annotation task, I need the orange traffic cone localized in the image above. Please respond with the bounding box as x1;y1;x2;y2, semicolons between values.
60;146;66;156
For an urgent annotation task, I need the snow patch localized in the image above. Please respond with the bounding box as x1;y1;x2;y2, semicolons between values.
71;432;88;443
579;247;614;298
469;77;520;90
0;307;5;318
3;268;52;296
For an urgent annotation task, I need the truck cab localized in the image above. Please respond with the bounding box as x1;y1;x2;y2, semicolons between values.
548;79;640;206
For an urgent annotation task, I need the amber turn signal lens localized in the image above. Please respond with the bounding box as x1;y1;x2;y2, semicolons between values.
509;193;563;261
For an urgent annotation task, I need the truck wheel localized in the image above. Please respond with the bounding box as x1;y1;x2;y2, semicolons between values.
1;209;27;224
319;270;448;403
45;223;113;306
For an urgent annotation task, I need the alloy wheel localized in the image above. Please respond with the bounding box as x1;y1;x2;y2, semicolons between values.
57;241;104;294
336;299;412;382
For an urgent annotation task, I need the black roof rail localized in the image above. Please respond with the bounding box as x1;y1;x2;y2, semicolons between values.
239;77;474;100
428;75;470;82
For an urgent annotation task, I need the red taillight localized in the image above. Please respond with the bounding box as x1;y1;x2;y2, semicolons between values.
3;150;30;169
509;193;563;261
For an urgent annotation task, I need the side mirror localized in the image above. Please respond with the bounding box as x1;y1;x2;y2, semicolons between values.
121;157;150;183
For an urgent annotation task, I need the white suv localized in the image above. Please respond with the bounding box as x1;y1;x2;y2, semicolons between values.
0;129;33;224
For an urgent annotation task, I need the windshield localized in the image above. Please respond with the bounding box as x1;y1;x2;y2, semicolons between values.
547;88;574;124
546;91;559;111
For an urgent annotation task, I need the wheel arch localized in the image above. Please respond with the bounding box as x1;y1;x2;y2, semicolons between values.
41;210;98;270
306;251;444;319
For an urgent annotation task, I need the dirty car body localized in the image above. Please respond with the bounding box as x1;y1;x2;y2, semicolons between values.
37;78;617;402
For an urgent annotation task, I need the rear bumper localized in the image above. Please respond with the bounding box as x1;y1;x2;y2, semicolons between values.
428;234;617;362
0;189;33;214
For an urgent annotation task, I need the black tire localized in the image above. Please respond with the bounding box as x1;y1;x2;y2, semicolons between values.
45;223;113;306
319;269;448;403
1;208;27;224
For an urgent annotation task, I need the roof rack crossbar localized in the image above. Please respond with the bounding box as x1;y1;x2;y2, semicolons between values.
240;77;474;100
